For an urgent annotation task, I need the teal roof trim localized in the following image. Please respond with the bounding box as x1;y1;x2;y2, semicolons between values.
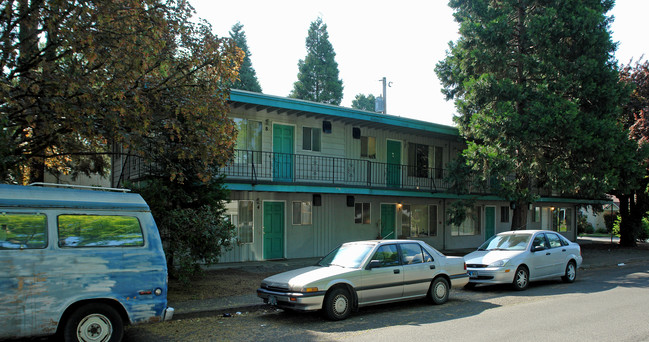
225;183;612;205
229;90;460;137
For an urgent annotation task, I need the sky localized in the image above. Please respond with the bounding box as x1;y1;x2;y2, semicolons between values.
190;0;648;127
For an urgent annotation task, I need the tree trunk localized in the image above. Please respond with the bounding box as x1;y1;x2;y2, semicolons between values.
618;194;637;247
510;200;529;230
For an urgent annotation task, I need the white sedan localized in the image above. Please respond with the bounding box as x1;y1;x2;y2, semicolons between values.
257;240;469;320
464;230;583;290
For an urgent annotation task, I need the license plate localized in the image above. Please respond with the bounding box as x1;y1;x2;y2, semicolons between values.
268;295;278;306
468;271;477;278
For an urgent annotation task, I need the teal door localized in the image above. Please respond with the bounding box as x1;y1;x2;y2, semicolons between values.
485;207;495;239
386;140;401;188
273;124;294;182
380;204;396;239
263;202;285;259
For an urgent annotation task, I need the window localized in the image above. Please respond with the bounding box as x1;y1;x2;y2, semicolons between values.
533;207;541;222
408;143;429;178
434;146;444;179
0;213;47;249
533;234;547;249
238;201;254;244
501;206;510;223
451;206;481;236
547;233;562;248
234;118;262;164
354;202;371;224
360;136;376;159
292;201;312;225
302;127;321;152
403;204;437;237
370;244;399;267
400;243;433;265
552;207;572;232
58;215;144;247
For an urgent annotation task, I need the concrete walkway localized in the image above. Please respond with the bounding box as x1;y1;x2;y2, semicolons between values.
169;237;649;319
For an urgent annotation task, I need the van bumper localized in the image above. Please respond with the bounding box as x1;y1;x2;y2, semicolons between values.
164;307;174;321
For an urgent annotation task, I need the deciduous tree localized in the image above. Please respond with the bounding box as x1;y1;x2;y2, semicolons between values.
435;0;630;230
0;0;243;184
290;17;343;105
615;59;649;246
352;93;377;112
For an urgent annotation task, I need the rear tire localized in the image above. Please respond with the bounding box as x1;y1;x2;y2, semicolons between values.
323;287;352;321
428;277;449;305
512;266;529;291
562;260;577;283
63;303;123;342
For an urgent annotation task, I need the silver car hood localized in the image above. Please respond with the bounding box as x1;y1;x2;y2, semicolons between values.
464;250;524;265
262;265;356;289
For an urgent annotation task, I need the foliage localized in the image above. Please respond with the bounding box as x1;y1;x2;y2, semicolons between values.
289;17;344;105
0;0;244;184
577;212;594;235
603;212;618;233
129;175;236;283
352;93;377;111
229;22;262;92
615;59;649;246
435;0;631;230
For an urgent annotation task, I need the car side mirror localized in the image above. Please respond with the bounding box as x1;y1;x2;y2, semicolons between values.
532;245;545;252
367;260;381;269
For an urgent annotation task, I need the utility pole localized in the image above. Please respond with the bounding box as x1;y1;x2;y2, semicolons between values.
378;77;392;114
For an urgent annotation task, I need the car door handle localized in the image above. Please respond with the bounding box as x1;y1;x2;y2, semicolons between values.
562;249;567;252
546;252;551;255
393;269;400;274
430;265;436;270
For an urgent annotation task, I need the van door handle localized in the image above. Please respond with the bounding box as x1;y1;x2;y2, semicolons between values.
393;269;400;274
430;265;436;270
546;252;551;255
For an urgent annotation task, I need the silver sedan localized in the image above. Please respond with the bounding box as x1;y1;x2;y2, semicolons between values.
257;240;469;320
464;230;583;290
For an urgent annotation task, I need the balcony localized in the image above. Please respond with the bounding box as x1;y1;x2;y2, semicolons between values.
223;150;454;193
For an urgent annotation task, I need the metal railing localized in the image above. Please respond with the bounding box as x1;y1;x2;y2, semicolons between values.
223;149;453;192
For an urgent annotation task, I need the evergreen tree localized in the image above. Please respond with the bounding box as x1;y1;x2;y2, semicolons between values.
352;94;377;112
229;22;262;92
435;0;630;230
290;17;343;105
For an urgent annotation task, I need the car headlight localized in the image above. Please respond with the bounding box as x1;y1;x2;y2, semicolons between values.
488;259;510;267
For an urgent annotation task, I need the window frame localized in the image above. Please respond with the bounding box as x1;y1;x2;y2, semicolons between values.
234;118;262;164
292;201;313;225
451;206;482;236
360;136;376;159
302;127;321;152
500;206;510;223
354;202;371;224
237;200;254;244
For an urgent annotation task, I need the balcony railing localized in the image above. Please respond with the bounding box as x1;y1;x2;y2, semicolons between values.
223;149;454;192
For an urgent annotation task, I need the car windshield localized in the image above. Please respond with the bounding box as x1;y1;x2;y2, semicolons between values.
318;243;375;268
478;234;531;251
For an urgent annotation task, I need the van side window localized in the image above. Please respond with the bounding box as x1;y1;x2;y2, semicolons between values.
58;215;144;247
0;213;47;249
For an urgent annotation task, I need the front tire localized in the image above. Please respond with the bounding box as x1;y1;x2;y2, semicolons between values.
512;266;529;291
428;277;449;305
323;287;352;321
63;303;123;342
562;260;577;283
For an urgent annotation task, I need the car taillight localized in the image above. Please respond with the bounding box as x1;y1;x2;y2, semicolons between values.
464;262;467;270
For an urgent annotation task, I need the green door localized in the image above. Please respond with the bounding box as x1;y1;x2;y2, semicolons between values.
380;204;396;239
263;202;285;259
386;140;401;188
485;207;495;239
273;124;294;182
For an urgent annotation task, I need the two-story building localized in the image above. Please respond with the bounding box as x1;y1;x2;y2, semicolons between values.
113;89;597;262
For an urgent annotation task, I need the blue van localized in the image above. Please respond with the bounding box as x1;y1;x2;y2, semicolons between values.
0;184;173;341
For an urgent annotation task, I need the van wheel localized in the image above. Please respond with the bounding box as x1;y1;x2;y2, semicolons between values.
64;303;123;342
